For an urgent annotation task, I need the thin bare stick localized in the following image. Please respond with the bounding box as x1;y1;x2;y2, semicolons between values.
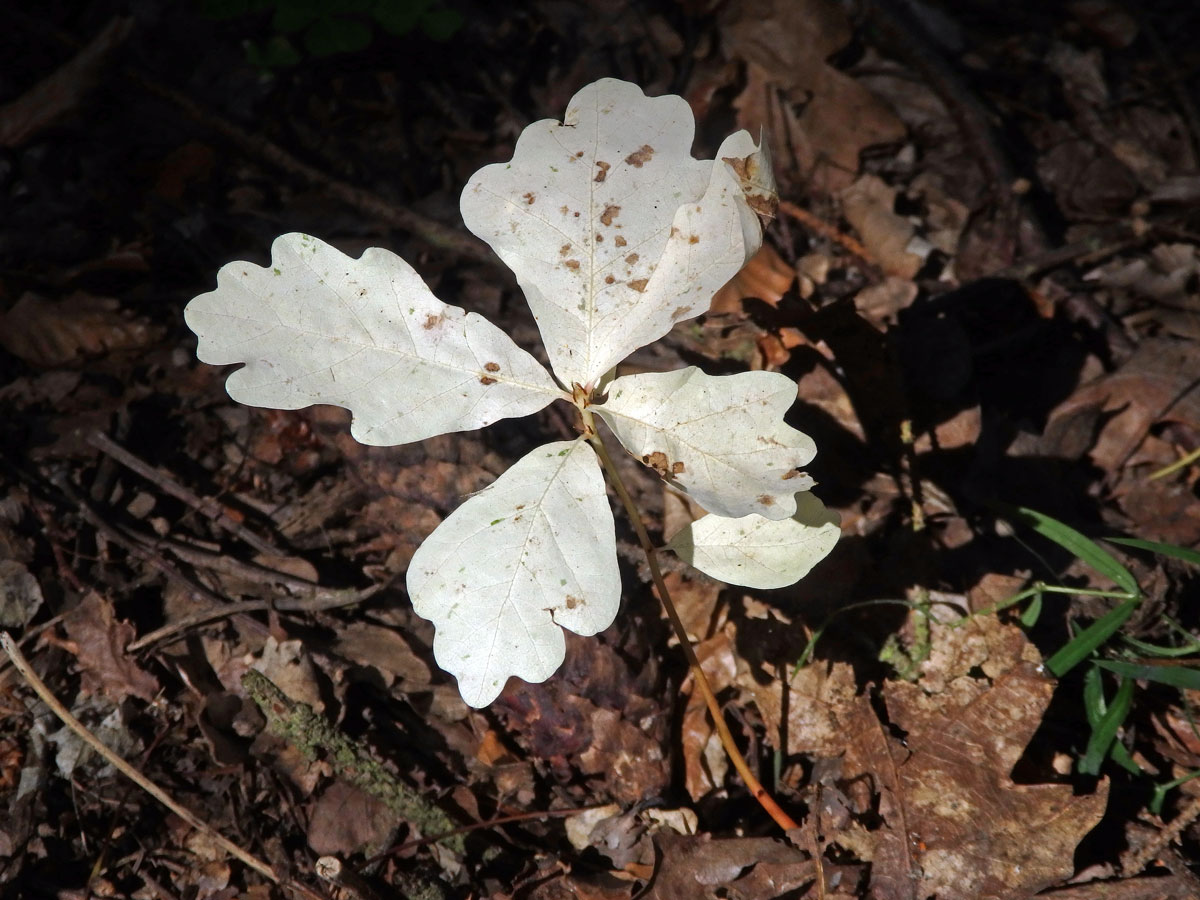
127;584;381;652
0;632;278;883
779;200;876;270
88;430;284;557
580;412;799;832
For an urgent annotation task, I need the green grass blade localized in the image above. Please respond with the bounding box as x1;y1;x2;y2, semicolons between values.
1109;739;1143;776
1106;537;1200;568
1095;659;1200;690
1150;768;1200;815
1020;589;1043;627
1046;598;1139;677
1122;634;1200;658
1079;673;1134;775
1014;507;1140;597
1082;663;1105;725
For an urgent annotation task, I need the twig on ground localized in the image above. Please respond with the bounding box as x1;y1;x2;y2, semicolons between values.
242;669;464;854
0;632;280;885
778;200;877;269
127;584;381;652
1121;792;1200;876
126;75;491;264
88;431;285;557
9;12;495;264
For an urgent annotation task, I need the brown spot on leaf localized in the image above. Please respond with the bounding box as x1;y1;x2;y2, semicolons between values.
484;362;500;372
628;278;649;293
642;451;671;477
564;259;581;270
595;233;604;242
600;204;620;226
480;376;497;386
782;468;803;480
669;226;680;238
757;494;774;506
565;594;581;610
614;235;627;247
575;150;585;158
605;275;615;284
625;253;639;264
670;306;690;320
723;155;751;181
594;161;610;182
625;144;654;167
423;313;442;330
671;461;685;475
522;191;536;205
559;205;570;215
688;234;699;244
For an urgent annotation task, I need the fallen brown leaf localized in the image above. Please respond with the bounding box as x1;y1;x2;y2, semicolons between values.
0;291;162;367
307;781;400;857
840;175;924;279
645;832;813;900
1046;337;1200;472
61;591;159;704
724;0;905;192
844;662;1109;900
681;630;738;801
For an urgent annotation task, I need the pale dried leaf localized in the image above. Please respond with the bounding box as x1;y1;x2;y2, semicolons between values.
667;491;840;589
461;78;764;388
408;440;619;707
185;233;562;446
596;367;816;519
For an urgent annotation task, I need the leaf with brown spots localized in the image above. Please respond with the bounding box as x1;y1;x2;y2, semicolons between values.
597;367;817;519
185;234;563;447
461;78;769;387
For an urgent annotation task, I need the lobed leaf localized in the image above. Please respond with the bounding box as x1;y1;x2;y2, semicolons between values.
461;78;765;389
185;233;563;446
595;367;816;519
407;440;620;707
667;491;840;589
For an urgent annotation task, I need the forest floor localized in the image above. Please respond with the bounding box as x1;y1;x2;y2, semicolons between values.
2;1;1200;898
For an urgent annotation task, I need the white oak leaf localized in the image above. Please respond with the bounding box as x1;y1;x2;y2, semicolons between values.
407;440;619;707
666;492;841;590
460;78;765;389
184;233;563;446
594;367;816;519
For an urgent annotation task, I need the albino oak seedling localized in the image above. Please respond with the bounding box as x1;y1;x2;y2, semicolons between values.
185;78;839;709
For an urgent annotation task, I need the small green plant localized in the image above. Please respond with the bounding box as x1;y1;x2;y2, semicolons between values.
1001;507;1200;806
185;79;840;828
200;0;463;69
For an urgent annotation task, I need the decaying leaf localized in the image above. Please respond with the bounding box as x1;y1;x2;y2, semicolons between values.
62;591;159;704
0;291;162;368
645;833;814;900
843;662;1109;900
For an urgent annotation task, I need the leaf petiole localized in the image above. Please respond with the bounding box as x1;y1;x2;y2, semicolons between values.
581;408;799;832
